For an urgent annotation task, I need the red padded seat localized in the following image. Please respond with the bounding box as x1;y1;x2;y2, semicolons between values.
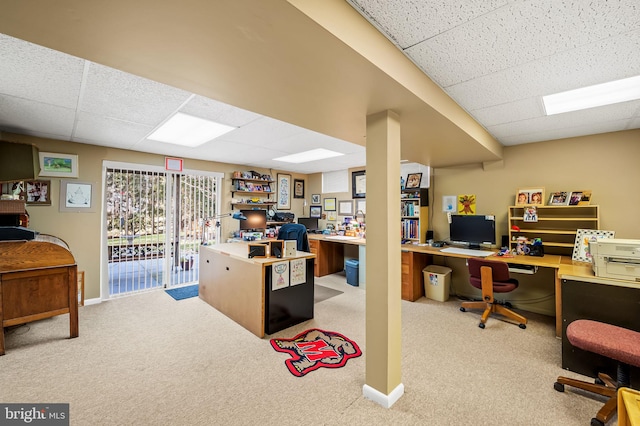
567;320;640;368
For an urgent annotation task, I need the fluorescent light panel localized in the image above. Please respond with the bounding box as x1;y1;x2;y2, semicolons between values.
148;112;236;147
273;148;344;163
543;75;640;115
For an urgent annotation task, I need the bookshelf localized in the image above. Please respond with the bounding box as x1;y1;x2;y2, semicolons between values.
401;187;429;243
230;176;275;209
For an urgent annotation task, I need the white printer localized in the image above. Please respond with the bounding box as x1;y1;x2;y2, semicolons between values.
590;238;640;281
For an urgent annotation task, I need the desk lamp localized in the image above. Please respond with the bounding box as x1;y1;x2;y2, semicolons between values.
202;212;247;245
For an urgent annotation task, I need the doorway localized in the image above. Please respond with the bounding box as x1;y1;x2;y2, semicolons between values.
104;163;221;297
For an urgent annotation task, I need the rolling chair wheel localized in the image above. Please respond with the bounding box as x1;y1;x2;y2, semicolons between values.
519;323;526;329
504;301;513;308
590;418;604;426
460;307;466;312
553;382;564;392
478;323;485;329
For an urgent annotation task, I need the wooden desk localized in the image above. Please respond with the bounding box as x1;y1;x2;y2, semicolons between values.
199;243;316;337
0;240;78;355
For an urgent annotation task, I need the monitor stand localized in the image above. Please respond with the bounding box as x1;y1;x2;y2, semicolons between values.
468;243;481;249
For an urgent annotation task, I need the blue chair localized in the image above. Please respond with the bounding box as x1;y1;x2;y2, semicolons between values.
277;223;309;252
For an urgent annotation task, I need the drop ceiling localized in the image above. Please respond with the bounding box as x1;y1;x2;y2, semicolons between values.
0;0;638;175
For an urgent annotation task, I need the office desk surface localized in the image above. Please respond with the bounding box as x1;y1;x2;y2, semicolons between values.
206;242;315;263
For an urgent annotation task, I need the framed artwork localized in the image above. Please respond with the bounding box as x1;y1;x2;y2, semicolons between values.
548;191;569;206
25;180;51;205
443;195;456;213
457;194;476;215
338;200;353;216
311;194;321;204
324;197;336;211
572;229;615;263
277;174;291;210
515;188;545;205
39;152;79;178
59;180;96;213
326;211;337;221
310;205;322;218
351;170;366;198
355;199;366;215
405;173;422;189
523;206;538;222
1;181;26;201
293;179;305;199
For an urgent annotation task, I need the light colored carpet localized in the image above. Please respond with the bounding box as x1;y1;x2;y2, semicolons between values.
1;274;610;425
314;283;344;304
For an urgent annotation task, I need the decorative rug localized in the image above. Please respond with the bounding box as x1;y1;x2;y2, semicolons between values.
270;328;362;377
314;284;343;304
165;284;199;301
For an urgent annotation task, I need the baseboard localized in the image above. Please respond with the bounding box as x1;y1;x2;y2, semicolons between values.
83;297;101;306
362;382;404;408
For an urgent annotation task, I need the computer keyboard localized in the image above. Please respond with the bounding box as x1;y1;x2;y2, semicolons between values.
440;247;494;257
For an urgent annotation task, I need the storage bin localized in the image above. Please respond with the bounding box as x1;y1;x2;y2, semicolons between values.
345;259;359;286
423;265;452;302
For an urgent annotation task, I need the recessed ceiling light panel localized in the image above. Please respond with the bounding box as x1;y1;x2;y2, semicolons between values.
543;75;640;115
273;148;344;163
148;112;236;147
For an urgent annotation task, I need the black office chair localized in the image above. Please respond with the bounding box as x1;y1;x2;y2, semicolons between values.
277;223;310;252
459;257;527;329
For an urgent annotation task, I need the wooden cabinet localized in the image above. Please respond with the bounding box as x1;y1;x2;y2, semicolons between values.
0;240;78;355
308;239;344;277
231;177;275;208
401;250;430;301
401;188;429;243
508;205;599;256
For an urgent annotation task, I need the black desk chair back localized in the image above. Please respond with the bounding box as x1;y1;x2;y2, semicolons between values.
277;223;309;252
459;257;527;329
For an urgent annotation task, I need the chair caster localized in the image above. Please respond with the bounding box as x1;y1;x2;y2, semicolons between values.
519;323;526;329
460;307;466;312
504;301;513;308
553;382;564;392
590;418;604;426
478;322;485;329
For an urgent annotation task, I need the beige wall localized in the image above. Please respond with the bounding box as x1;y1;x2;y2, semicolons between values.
308;167;366;229
1;132;308;300
430;129;640;315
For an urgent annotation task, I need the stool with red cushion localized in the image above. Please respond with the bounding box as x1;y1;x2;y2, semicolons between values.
554;319;640;426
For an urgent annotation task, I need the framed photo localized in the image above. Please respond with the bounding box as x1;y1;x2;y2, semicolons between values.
59;180;96;213
324;197;336;211
548;191;569;206
572;229;615;263
405;173;422;189
277;174;291;210
515;188;545;205
25;180;51;205
338;200;353;216
293;179;305;199
355;199;366;215
263;184;271;192
1;181;26;200
310;205;322;218
39;152;79;178
311;194;320;204
352;170;366;198
523;206;538;222
569;190;592;206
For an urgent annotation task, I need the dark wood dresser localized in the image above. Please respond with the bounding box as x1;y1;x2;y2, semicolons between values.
0;240;78;355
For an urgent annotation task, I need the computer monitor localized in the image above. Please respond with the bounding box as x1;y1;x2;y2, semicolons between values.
449;214;496;249
297;217;319;232
239;209;267;231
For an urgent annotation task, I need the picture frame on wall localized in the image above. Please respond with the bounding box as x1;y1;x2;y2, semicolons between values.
351;170;366;198
39;152;79;178
293;179;304;199
311;194;321;204
277;174;291;210
405;173;422;189
323;197;336;211
59;180;96;213
25;180;51;205
338;200;353;216
310;205;322;218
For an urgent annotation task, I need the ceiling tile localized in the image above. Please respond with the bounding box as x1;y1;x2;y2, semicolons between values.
181;95;262;127
73;112;155;148
0;33;84;109
0;95;75;139
499;118;633;145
